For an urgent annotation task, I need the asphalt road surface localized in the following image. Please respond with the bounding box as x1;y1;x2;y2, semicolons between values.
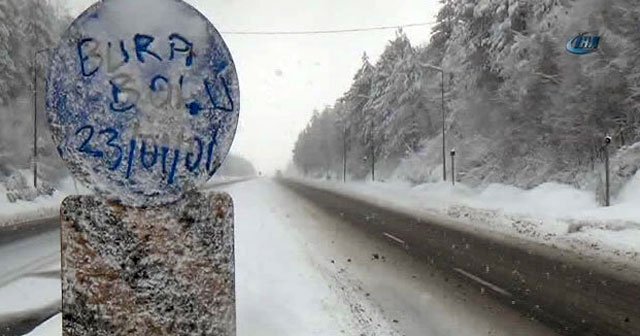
281;179;640;336
227;179;555;336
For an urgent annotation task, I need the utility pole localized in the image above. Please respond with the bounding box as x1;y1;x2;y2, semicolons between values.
370;120;375;182
33;54;37;188
420;63;447;181
32;0;37;189
604;135;611;207
33;48;49;188
441;69;446;182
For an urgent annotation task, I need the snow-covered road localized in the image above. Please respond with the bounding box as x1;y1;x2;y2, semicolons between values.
0;222;60;336
0;225;59;288
4;178;555;335
230;179;554;336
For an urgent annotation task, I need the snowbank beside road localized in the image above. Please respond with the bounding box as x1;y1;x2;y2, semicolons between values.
204;175;253;188
0;277;60;316
0;176;249;228
0;177;90;228
294;173;640;266
0;192;65;228
24;314;61;336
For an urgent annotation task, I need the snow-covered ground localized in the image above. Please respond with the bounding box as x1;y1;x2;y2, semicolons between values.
0;275;60;316
24;315;61;336
296;172;640;268
203;175;254;188
0;227;61;336
0;177;90;228
0;175;251;228
14;179;555;336
0;230;59;289
0;192;63;227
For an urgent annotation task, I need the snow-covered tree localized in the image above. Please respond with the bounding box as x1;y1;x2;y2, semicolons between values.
0;0;23;104
293;0;640;191
0;0;69;184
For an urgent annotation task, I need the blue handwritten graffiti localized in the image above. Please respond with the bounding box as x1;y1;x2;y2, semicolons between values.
78;33;233;116
99;128;123;170
47;0;240;206
77;33;193;76
169;33;194;67
74;124;220;185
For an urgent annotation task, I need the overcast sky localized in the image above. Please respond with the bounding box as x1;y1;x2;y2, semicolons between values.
62;0;441;174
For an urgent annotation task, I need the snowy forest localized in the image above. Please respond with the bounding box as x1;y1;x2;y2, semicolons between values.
0;0;70;189
292;0;640;197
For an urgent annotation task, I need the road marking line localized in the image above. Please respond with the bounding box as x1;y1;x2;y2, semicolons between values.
453;267;512;297
383;232;408;249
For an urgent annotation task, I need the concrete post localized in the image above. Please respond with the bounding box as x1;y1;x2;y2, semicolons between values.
61;192;235;335
450;148;456;186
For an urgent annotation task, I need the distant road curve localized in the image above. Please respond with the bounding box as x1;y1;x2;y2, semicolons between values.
280;178;640;336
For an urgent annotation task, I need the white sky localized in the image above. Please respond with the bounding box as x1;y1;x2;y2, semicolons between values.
62;0;441;174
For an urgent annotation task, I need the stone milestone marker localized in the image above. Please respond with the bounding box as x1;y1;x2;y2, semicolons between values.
45;0;239;334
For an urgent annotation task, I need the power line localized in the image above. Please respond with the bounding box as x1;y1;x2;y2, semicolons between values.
220;21;436;36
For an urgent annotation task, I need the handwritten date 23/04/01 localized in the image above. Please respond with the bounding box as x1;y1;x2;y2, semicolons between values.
74;124;220;185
